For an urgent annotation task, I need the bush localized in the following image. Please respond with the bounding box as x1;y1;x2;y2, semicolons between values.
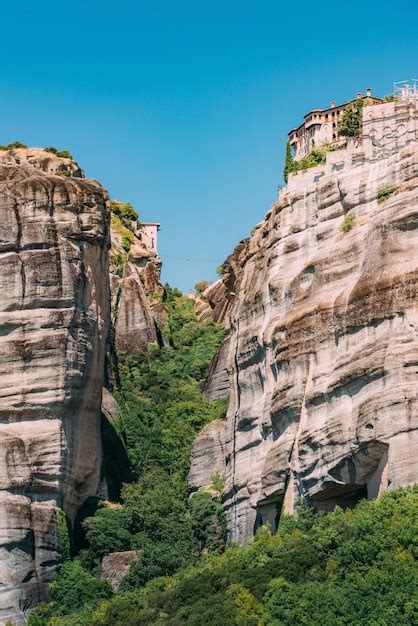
128;487;418;625
0;141;28;150
110;200;138;228
189;490;227;554
341;211;355;233
211;471;225;494
56;149;73;159
44;147;73;159
296;147;326;171
57;508;71;562
82;504;132;564
286;147;327;177
49;561;112;615
112;252;127;277
377;185;393;204
75;289;226;580
117;469;199;589
195;280;209;295
121;230;134;252
28;561;112;623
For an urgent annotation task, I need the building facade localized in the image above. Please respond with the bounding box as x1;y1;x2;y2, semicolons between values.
139;222;160;252
288;88;384;161
284;86;418;193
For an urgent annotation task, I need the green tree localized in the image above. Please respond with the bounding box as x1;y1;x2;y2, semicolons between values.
82;504;132;564
110;200;138;227
28;561;112;621
283;141;294;182
194;280;209;295
338;99;365;137
39;487;418;625
56;508;71;562
189;490;227;554
119;469;198;588
44;147;73;159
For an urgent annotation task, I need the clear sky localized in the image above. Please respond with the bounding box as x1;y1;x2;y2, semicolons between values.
1;1;417;290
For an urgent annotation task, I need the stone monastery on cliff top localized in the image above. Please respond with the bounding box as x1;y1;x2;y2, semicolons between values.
288;80;418;162
190;79;418;545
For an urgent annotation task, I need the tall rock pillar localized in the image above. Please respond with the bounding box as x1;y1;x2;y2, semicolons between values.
0;149;110;624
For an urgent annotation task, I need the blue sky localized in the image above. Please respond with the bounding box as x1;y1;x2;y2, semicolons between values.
1;1;417;290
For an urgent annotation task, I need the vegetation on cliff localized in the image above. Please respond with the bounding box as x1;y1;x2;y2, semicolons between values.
337;98;372;138
283;141;294;183
29;286;227;625
110;200;139;228
28;287;418;626
30;486;418;625
283;143;326;180
0;140;28;150
27;285;418;626
44;146;73;159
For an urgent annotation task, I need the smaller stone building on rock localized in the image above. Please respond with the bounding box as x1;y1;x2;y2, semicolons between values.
138;221;160;253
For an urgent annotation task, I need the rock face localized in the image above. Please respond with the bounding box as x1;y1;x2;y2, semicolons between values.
101;550;139;591
200;241;248;402
109;215;164;355
188;420;226;491
190;97;418;544
0;148;110;623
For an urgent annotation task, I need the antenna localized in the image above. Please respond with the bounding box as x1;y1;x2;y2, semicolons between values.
393;79;418;100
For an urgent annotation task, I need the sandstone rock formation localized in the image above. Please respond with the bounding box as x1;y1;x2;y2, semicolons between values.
188;420;226;491
198;241;248;402
109;213;164;355
101;387;120;425
101;550;139;591
0;148;110;623
190;97;418;544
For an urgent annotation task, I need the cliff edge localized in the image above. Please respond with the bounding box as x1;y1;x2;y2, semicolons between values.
190;96;418;543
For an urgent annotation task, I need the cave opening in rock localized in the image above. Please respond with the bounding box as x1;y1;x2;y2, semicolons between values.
311;483;368;513
254;496;284;535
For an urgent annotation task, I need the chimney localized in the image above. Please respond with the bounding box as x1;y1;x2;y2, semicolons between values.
366;87;372;97
330;100;336;108
356;92;362;99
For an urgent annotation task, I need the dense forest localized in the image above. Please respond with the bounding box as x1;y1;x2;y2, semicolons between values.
28;289;418;626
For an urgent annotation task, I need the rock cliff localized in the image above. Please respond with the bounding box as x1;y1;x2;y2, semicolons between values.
200;241;248;402
108;210;164;356
0;148;110;624
190;97;418;543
